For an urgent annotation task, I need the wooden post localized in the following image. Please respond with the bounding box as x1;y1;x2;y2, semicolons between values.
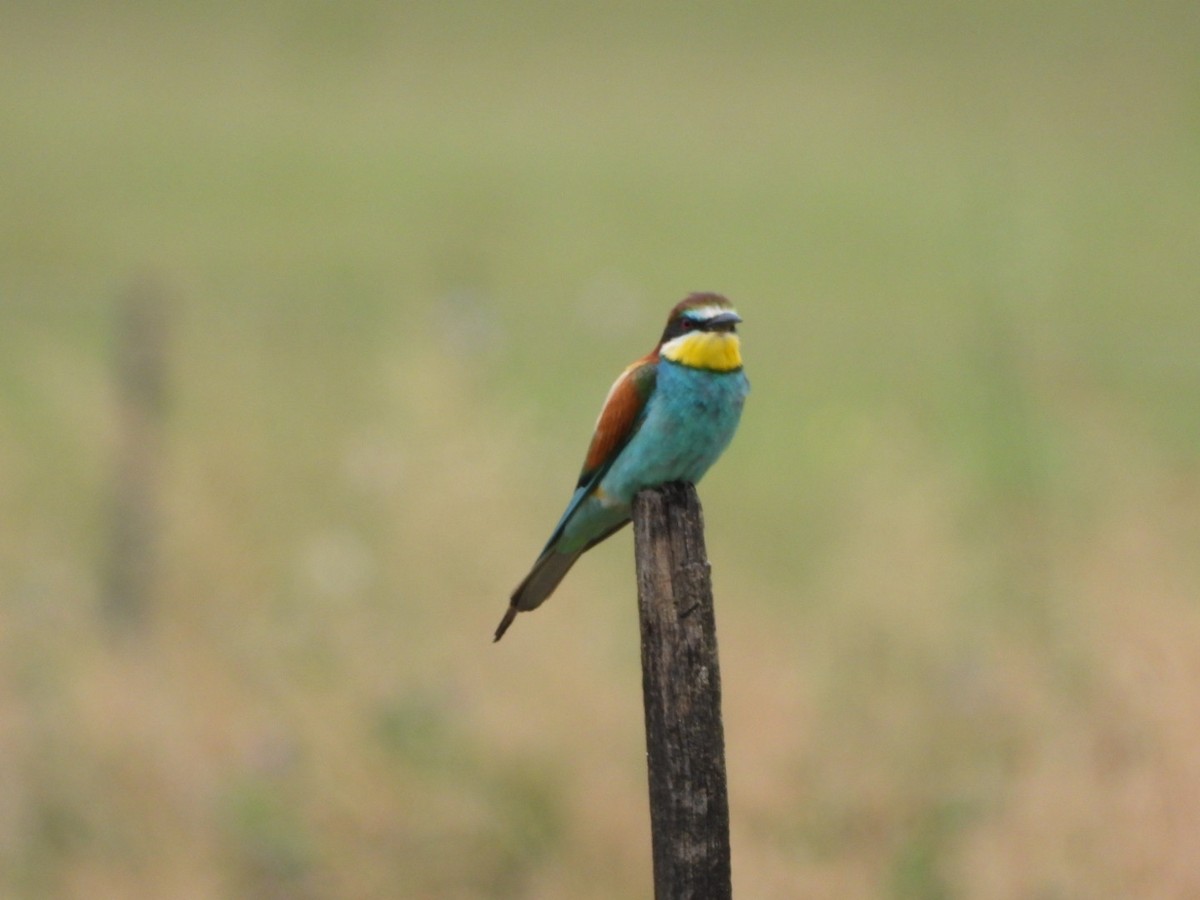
632;481;732;900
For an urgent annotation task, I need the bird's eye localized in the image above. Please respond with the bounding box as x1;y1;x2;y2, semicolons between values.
680;318;695;330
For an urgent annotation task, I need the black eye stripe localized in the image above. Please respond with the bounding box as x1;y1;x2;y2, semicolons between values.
660;312;738;343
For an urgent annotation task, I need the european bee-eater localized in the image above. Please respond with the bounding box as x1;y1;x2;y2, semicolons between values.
494;292;748;641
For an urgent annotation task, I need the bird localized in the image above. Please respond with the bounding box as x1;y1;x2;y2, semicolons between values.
494;292;749;641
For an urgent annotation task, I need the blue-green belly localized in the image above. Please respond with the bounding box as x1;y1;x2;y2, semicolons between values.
559;361;748;549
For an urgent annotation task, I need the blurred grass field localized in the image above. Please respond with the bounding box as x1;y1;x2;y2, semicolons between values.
3;1;1200;896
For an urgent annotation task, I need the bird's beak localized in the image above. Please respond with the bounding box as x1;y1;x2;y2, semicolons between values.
704;311;742;332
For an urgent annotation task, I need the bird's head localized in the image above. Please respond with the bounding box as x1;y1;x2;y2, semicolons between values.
658;293;744;372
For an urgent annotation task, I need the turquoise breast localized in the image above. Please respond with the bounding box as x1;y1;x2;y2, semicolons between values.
553;359;748;552
600;359;748;503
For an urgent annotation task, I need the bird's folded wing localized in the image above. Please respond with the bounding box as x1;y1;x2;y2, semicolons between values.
577;355;657;488
531;356;657;557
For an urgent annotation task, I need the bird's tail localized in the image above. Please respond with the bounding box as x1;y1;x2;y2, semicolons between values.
493;548;584;641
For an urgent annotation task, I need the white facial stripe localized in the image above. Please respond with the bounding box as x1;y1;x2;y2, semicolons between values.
660;333;690;355
685;305;734;323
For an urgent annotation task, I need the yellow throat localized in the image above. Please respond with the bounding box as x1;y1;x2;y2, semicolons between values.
661;331;743;372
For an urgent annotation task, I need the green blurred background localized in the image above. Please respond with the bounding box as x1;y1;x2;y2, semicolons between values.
3;1;1199;896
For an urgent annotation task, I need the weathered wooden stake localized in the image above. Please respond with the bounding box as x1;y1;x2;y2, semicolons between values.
632;481;732;900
